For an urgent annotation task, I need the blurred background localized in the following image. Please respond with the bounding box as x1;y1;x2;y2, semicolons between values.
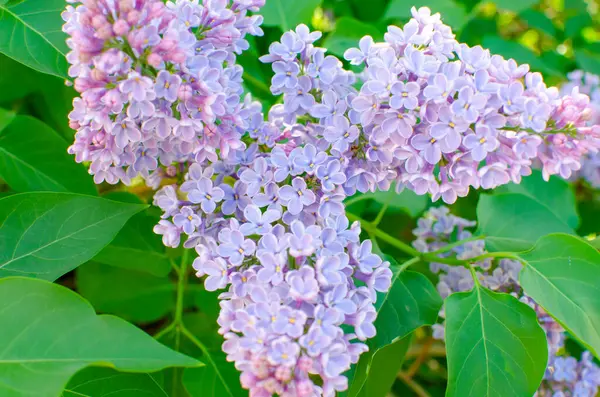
0;0;599;395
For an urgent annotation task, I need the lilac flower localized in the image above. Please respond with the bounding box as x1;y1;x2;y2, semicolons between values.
173;206;202;235
120;73;153;101
318;192;345;219
316;160;347;191
239;205;281;235
412;133;442;164
450;86;488;123
354;308;377;340
220;181;251;215
498;81;525;114
322;342;351;377
253;182;282;209
521;99;551;132
287;266;320;303
423;72;456;103
350;240;382;274
111;119;141;148
268;337;300;366
271;61;300;90
513;132;542;158
284;76;315;113
273;306;307;337
155;71;182;102
463;125;499;161
257;252;286;284
240;157;273;196
390;81;420;110
278;177;316;215
311;305;343;338
267;31;305;61
344;36;374;65
430;106;469;150
218;229;256;265
197;257;229;291
299;328;332;357
153;220;181;248
186;177;224;213
324;116;360;152
293;144;327;174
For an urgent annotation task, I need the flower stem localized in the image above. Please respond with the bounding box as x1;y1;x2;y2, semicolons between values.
372;203;389;227
428;235;485;256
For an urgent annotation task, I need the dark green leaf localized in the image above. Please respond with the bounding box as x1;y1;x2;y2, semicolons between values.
260;0;321;32
445;286;548;397
0;107;14;131
384;0;468;31
520;233;600;358
520;10;557;37
348;0;388;21
0;116;97;195
361;186;429;217
0;277;200;397
183;352;245;397
0;192;146;280
0;0;69;77
323;17;382;57
370;269;442;350
565;13;592;38
495;169;579;228
0;54;42;102
63;368;168;397
476;193;573;252
76;262;175;324
30;77;77;140
346;334;413;397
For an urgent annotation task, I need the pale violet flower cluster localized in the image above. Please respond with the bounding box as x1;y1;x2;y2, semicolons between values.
413;207;600;397
260;7;600;204
153;142;393;396
561;71;600;188
63;0;265;185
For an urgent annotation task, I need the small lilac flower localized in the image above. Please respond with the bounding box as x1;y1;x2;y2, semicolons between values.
230;270;256;297
390;81;420;110
120;72;153;101
498;81;525;114
220;181;251;215
197;257;228;291
299;328;332;357
354;308;377;340
293;144;327;174
173;206;202;235
240;157;273;196
278;177;316;215
111;119;141;148
284;76;315;113
351;94;379;125
186;177;224;213
271;61;300;90
423;72;456;103
287;266;320;303
155;70;182;102
450;86;488;123
273;306;307;338
351;240;382;274
322;342;351;377
430;106;469;147
268;337;300;366
253;182;282;210
257;252;286;285
344;36;374;65
153;220;181;248
316;160;347;191
411;133;442;164
318;192;345;219
463;125;499;161
324;284;358;315
513;132;542;158
311;305;343;338
324;116;360;152
521;99;551;132
315;254;345;286
218;229;256;266
239;205;281;235
270;147;296;182
268;31;305;61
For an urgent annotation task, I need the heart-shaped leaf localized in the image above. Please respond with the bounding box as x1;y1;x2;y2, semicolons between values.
260;0;321;31
0;192;146;280
0;277;201;397
63;367;168;397
445;285;548;397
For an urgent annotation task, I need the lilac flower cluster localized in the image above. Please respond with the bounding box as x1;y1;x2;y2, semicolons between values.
561;71;600;189
153;142;393;395
413;207;600;397
260;7;600;203
62;0;265;185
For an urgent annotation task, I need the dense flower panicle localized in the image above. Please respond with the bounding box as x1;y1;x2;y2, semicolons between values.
561;71;600;188
260;7;600;204
63;0;265;185
413;207;600;397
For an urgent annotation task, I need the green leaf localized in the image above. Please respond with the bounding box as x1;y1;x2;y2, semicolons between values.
30;77;77;140
520;233;600;358
63;367;168;397
260;0;321;32
0;0;69;78
0;54;43;102
76;262;175;324
0;107;14;131
346;334;413;397
183;354;245;397
370;269;442;350
476;193;573;252
495;169;579;228
323;17;382;57
565;13;592;38
0;192;147;280
0;116;96;195
445;285;548;397
93;208;171;277
496;0;539;13
482;36;561;77
0;277;201;397
384;0;468;31
520;10;557;37
362;186;429;217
